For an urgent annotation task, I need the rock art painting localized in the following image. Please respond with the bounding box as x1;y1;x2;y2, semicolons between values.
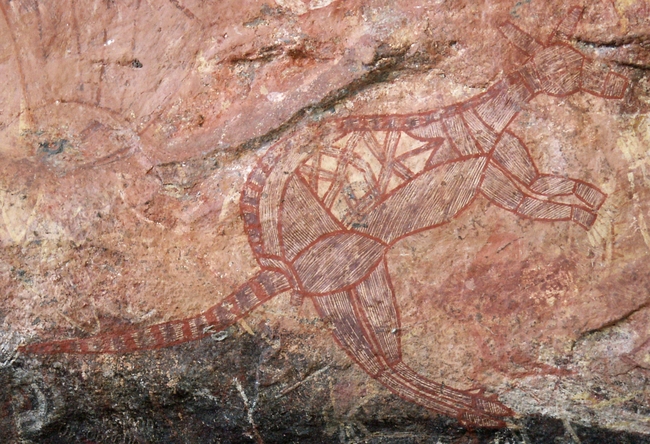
17;6;634;431
2;0;650;441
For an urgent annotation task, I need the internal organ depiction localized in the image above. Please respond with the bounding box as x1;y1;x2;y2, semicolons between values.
20;7;629;429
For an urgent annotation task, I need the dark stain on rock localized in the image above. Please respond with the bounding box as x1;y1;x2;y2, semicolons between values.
231;39;456;157
39;139;68;156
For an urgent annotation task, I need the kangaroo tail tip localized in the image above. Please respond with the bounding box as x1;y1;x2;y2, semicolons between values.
18;339;90;355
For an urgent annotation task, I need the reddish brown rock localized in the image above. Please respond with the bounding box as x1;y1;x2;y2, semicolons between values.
1;0;649;442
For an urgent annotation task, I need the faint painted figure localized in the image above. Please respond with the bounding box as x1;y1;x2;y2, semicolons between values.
21;8;629;428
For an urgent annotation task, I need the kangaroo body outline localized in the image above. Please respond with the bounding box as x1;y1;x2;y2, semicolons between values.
20;7;629;428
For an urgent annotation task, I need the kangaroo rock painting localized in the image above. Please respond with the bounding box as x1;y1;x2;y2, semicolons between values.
15;6;634;430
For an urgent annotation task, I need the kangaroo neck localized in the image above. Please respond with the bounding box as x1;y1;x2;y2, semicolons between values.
465;70;537;135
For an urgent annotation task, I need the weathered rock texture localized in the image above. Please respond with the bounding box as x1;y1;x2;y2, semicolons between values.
1;0;650;442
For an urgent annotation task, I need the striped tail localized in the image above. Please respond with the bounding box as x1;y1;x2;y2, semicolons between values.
19;269;291;355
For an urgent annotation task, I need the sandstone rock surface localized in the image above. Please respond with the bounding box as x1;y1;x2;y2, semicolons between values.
1;0;650;442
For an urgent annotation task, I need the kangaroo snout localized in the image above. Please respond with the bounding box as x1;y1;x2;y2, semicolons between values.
581;58;629;99
598;72;629;99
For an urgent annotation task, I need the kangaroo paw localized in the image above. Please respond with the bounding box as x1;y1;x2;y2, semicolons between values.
458;409;508;429
575;182;606;210
572;206;597;229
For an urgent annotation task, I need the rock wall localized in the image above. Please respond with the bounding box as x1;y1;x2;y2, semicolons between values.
1;0;649;442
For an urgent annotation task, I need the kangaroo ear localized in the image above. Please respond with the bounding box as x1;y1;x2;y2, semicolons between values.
498;21;544;55
548;6;583;44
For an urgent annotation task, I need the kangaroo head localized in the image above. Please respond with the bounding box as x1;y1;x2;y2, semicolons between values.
530;44;584;96
500;6;628;99
530;43;628;99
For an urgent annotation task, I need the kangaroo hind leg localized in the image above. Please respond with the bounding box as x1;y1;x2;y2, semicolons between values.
312;262;513;428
